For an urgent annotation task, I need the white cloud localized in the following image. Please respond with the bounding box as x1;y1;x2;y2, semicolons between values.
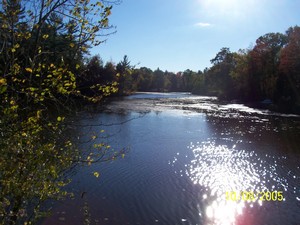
194;22;212;27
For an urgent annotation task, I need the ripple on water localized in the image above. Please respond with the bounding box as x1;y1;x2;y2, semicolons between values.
183;141;292;225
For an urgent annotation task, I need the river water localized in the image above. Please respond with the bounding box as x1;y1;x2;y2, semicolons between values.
42;92;300;225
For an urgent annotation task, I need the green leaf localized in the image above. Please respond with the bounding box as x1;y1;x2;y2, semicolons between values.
0;85;7;94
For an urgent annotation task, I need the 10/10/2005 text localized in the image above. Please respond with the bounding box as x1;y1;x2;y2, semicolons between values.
225;191;284;201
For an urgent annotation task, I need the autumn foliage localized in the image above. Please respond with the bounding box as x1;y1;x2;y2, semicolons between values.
119;26;300;113
0;0;120;224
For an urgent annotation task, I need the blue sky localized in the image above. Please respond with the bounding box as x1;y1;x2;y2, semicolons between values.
91;0;300;72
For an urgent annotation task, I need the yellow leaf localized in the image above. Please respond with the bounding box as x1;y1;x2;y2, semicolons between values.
0;78;7;86
93;172;100;178
42;34;49;39
37;110;42;118
57;116;62;122
76;64;80;70
25;68;33;73
69;43;75;48
58;181;66;187
25;32;31;39
122;154;125;159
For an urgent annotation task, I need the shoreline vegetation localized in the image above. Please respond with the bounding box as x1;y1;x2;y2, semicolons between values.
0;0;299;224
84;27;300;115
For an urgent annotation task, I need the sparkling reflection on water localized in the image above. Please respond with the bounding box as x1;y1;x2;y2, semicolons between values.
185;140;294;225
41;93;300;225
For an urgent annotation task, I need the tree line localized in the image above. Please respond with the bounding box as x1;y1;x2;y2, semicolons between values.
89;26;299;113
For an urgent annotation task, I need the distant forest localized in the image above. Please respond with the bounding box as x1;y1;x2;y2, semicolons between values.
83;26;300;113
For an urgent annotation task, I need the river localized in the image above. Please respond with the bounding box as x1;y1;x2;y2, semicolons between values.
41;92;300;225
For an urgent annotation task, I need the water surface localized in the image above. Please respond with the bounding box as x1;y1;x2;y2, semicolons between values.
42;92;300;225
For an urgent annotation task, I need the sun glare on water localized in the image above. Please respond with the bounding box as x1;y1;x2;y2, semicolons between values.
185;141;288;225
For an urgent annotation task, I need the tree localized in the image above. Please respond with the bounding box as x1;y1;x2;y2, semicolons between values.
230;49;251;100
77;55;118;97
277;26;300;112
210;47;233;65
116;55;133;95
164;71;177;91
191;71;206;95
0;0;120;224
249;32;287;100
181;69;195;91
134;67;153;91
152;68;165;91
205;48;235;98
